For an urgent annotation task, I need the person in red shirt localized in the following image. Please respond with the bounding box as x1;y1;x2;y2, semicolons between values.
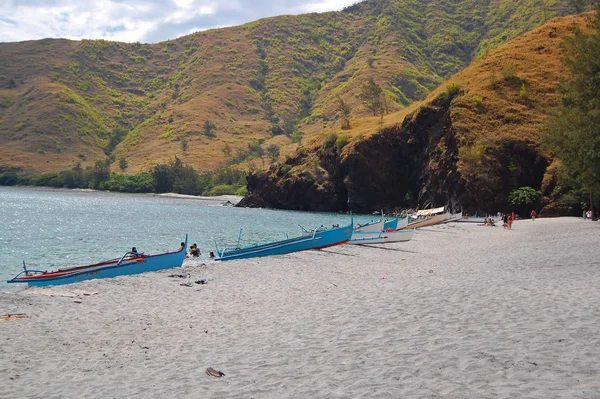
530;210;536;221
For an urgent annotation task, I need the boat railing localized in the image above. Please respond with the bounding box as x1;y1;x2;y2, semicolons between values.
7;269;46;282
116;251;143;266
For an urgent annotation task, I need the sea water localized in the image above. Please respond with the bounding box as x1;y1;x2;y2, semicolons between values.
0;186;379;291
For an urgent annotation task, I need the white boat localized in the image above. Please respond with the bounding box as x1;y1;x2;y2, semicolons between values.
446;211;463;222
402;211;450;229
349;229;415;244
354;212;385;232
395;216;409;230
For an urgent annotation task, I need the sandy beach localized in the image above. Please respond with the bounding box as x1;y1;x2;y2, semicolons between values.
1;217;599;398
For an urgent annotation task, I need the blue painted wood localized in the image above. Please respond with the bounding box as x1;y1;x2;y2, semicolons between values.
215;217;353;261
7;235;188;286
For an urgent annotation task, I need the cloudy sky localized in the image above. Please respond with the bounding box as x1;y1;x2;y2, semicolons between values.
0;0;360;44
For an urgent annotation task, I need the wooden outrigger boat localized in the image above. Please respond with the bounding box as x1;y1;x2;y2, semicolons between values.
401;206;450;229
215;217;353;261
349;228;415;245
7;235;188;286
355;212;407;233
446;211;464;223
404;213;450;229
354;212;385;232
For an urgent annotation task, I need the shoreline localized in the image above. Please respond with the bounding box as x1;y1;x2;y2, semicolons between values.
0;185;243;202
154;192;243;202
1;217;599;397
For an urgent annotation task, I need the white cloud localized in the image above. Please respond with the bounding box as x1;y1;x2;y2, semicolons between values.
0;0;364;43
294;0;358;13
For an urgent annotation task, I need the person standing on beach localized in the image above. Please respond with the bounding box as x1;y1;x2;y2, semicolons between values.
508;214;513;230
530;210;536;221
503;214;509;229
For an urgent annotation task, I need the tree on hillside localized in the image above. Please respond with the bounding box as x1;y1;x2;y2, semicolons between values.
119;158;128;171
222;143;231;156
570;0;587;13
336;94;351;129
266;144;280;163
203;120;216;138
359;78;386;117
542;7;600;217
181;137;188;153
569;0;600;13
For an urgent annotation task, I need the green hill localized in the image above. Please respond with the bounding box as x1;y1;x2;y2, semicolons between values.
238;12;594;214
0;0;580;176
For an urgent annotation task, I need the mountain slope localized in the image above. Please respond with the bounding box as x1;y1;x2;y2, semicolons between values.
239;12;592;213
0;0;580;175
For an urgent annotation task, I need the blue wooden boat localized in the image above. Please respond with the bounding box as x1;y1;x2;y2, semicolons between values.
215;217;353;261
7;235;188;286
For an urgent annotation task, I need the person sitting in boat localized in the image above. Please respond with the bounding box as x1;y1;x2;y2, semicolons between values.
189;244;200;257
128;247;141;259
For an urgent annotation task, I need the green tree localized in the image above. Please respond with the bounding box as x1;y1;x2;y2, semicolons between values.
542;7;600;216
508;186;540;207
203;120;216;138
91;159;111;188
359;77;385;116
181;137;188;153
222;143;231;156
291;130;304;144
119;158;128;172
336;94;351;129
266;144;280;162
569;0;598;13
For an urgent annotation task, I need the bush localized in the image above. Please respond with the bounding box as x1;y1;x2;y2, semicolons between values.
324;133;338;148
236;186;248;196
518;83;528;102
336;135;350;152
207;184;241;196
502;64;518;81
446;83;460;97
509;186;540;206
473;95;485;113
489;73;499;88
0;172;21;186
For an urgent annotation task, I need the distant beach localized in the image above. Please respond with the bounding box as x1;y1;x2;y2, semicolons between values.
155;193;243;203
1;218;599;398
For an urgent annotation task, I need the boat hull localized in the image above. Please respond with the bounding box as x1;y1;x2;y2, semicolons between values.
354;215;385;233
355;216;407;233
445;212;464;223
402;213;450;229
8;236;187;286
349;229;415;244
216;219;353;261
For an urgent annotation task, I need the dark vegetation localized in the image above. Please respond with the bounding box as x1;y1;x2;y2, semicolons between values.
0;158;247;196
542;3;600;216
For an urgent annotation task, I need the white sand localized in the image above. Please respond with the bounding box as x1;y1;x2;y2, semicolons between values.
1;217;599;398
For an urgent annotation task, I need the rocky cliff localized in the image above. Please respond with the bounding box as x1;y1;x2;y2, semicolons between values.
238;14;589;214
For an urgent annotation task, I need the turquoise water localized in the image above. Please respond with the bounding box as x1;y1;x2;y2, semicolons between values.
0;186;378;291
